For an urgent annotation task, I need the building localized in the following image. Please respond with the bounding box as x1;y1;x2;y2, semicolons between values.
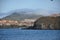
0;19;37;28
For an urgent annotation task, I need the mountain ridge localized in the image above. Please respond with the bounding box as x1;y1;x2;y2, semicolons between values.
1;9;60;20
2;12;42;21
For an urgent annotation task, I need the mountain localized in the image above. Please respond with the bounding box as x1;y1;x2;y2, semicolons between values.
1;8;59;19
2;8;59;20
2;11;42;21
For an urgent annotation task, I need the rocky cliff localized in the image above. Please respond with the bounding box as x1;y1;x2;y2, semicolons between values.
33;16;60;30
29;16;60;30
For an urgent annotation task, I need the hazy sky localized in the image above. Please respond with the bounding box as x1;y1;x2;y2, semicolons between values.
0;0;60;18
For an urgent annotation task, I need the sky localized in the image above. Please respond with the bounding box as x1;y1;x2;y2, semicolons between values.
0;0;60;18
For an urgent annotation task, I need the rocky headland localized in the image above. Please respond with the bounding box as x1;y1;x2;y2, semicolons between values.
27;15;60;30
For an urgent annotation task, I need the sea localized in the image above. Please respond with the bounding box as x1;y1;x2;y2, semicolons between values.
0;28;60;40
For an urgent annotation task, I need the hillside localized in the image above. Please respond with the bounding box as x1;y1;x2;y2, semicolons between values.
32;16;60;30
2;12;42;21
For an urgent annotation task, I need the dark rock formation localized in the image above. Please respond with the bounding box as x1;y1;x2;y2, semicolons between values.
32;16;60;30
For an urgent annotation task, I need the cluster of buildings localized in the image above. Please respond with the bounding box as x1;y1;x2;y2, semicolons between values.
0;19;37;27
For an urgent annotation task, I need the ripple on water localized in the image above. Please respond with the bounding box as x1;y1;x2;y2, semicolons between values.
0;28;60;40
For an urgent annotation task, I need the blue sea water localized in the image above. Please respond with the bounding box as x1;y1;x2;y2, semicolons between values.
0;28;60;40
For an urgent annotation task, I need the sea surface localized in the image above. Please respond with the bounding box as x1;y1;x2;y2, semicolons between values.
0;28;60;40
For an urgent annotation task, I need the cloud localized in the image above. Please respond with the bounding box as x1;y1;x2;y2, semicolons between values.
0;13;9;18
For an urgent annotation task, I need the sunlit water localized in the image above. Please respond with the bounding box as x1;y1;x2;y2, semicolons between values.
0;28;60;40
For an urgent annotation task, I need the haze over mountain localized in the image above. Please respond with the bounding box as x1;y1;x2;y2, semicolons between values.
1;8;60;19
0;8;60;21
2;9;43;20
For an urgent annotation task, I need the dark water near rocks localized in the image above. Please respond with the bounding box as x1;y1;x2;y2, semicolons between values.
0;28;60;40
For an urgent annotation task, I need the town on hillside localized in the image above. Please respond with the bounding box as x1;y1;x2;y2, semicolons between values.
0;19;37;28
0;13;60;30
